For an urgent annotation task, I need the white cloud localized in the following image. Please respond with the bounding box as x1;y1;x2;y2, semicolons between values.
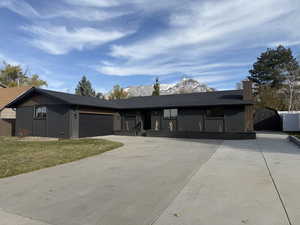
269;40;300;48
3;0;299;89
194;74;238;85
95;0;299;82
110;0;293;60
48;8;128;21
64;0;190;11
64;0;120;8
97;58;248;76
0;0;129;22
22;25;132;55
0;0;39;17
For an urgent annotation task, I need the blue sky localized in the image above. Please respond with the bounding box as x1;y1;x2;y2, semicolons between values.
0;0;299;93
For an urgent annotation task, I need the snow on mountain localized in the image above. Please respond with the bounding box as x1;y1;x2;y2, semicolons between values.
122;78;214;97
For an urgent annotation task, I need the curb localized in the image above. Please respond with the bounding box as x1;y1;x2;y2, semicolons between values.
288;135;300;148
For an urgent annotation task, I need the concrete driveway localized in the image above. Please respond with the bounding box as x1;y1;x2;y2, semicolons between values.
0;133;299;225
0;136;220;225
153;133;300;225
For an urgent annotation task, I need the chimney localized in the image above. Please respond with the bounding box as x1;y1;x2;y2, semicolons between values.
242;80;253;101
243;80;254;132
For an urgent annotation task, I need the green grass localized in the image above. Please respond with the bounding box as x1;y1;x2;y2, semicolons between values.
0;137;123;178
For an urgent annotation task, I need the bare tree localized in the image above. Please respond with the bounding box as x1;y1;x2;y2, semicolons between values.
284;68;300;111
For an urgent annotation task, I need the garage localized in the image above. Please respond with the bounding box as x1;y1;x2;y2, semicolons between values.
254;107;282;131
79;113;113;138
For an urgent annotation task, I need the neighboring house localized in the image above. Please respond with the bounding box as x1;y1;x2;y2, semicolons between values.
0;86;33;136
7;81;255;139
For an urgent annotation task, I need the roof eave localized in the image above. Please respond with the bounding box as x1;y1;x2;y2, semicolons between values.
4;87;35;109
116;102;254;110
75;104;118;110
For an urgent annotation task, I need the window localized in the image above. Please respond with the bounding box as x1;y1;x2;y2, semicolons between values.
163;109;178;119
170;109;178;118
206;107;224;118
34;106;47;119
163;109;170;118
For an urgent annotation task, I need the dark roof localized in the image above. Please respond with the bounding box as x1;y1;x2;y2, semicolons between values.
36;88;118;109
113;90;252;109
6;88;117;109
7;88;253;109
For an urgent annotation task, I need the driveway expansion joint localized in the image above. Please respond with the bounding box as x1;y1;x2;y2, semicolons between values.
256;140;293;225
148;141;223;225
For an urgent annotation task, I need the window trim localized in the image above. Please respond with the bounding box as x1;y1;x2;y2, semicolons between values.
34;106;47;120
163;108;178;119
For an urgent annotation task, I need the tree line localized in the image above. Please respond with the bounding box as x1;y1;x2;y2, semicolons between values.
74;75;129;100
75;75;161;99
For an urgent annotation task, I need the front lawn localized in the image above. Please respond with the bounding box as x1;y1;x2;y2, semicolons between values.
0;137;123;178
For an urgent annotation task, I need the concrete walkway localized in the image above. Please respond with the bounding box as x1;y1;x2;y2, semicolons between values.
0;134;299;225
153;133;300;225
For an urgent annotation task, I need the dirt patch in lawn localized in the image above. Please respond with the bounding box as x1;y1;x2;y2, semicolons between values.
0;137;123;178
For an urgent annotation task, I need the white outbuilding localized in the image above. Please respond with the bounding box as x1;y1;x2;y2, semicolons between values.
278;111;300;132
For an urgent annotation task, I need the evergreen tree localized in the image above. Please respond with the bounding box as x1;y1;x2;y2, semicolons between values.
248;45;300;110
248;45;299;88
75;76;96;97
152;77;160;96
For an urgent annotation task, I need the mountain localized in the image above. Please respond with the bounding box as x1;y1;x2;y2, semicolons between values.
121;78;214;97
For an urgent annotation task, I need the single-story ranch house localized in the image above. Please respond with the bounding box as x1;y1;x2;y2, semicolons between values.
7;81;255;139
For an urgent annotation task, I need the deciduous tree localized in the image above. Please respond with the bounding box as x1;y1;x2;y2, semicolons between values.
108;85;128;100
0;62;47;87
255;86;286;110
284;68;300;111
